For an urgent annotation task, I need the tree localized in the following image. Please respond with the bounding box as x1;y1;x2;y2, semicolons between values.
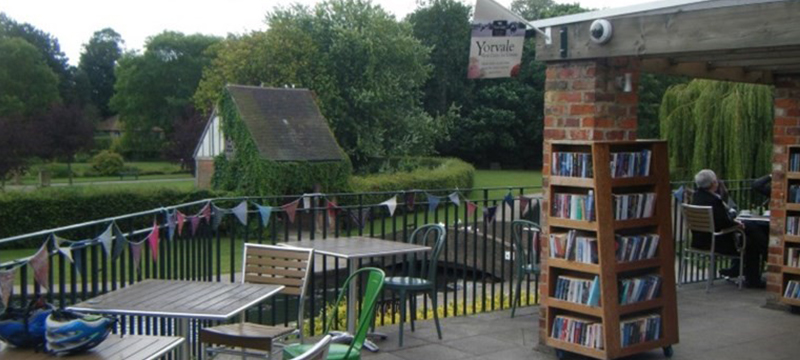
637;74;688;139
0;114;32;188
0;37;60;117
79;28;123;118
111;31;220;159
163;106;205;171
31;105;94;184
511;0;584;20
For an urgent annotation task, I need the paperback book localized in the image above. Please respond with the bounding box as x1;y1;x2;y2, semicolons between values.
552;191;596;221
620;314;661;347
554;275;601;307
551;315;604;349
612;193;656;220
550;230;599;264
610;150;652;178
619;275;661;305
615;234;659;262
552;152;593;178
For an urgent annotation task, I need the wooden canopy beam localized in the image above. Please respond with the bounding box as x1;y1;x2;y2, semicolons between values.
642;59;774;84
536;1;800;64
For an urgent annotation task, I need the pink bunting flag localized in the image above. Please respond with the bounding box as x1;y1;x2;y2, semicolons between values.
282;199;300;223
130;242;144;273
190;216;201;235
200;203;212;223
326;200;339;223
147;221;160;262
29;244;49;290
518;196;531;216
466;201;478;218
176;211;186;236
0;268;17;308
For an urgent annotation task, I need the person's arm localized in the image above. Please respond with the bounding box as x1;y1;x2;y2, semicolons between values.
712;197;739;230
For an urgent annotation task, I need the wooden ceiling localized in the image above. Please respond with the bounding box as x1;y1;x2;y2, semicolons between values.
534;1;800;84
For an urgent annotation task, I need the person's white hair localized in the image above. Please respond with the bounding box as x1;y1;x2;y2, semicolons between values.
694;169;717;189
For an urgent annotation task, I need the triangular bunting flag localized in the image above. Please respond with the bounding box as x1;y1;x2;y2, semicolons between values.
165;210;176;241
232;201;248;226
97;224;114;257
448;192;461;207
504;192;514;208
53;235;73;263
518;196;531;216
176;211;186;236
483;206;498;225
212;205;225;230
405;192;416;210
112;225;127;261
381;196;398;217
282;200;300;223
326;200;339;222
148;221;160;262
256;205;273;227
0;268;16;308
350;208;371;230
190;216;201;235
673;186;685;202
130;242;144;273
427;194;440;212
467;201;478;218
200;203;212;223
29;244;49;290
71;246;86;278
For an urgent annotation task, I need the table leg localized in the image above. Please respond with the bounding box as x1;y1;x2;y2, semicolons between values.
347;259;356;335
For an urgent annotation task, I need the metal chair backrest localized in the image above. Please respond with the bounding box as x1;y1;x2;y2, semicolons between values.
405;224;446;283
241;243;314;341
681;204;716;235
511;219;540;268
324;267;385;360
292;335;332;360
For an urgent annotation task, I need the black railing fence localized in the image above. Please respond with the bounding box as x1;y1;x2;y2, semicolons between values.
0;179;766;356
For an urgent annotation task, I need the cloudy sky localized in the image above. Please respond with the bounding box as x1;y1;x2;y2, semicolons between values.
1;0;653;65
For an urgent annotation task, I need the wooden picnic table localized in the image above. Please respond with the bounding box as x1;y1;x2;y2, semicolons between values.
0;335;183;360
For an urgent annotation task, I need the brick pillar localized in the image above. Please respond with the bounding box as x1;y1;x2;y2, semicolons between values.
767;76;800;305
539;57;641;345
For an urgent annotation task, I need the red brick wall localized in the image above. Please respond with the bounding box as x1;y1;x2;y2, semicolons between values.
768;76;800;301
195;158;215;189
539;57;641;342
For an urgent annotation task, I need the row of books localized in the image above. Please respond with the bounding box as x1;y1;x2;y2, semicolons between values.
786;216;800;236
554;275;601;306
552;191;596;221
552;152;593;178
550;230;598;264
616;234;659;262
613;193;656;220
619;275;661;305
789;185;800;203
610;150;652;178
788;248;800;268
620;314;661;347
790;153;800;172
785;280;800;299
551;315;604;349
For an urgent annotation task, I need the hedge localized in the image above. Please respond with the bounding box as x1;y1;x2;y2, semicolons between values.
0;187;221;248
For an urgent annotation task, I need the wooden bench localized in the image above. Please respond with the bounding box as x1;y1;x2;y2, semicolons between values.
118;170;139;180
0;335;184;360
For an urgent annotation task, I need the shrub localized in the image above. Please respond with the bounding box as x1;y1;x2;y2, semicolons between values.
0;187;222;248
91;150;125;176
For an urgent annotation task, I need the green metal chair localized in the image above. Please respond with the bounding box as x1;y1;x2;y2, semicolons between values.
283;267;385;360
510;219;541;318
384;224;446;347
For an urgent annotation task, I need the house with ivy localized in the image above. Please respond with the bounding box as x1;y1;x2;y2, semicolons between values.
193;85;351;194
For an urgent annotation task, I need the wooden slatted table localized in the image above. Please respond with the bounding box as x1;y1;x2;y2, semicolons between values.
0;335;183;360
68;280;283;360
280;237;431;335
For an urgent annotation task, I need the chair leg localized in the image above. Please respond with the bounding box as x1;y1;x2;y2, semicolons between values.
678;254;685;288
409;293;416;332
512;270;523;318
738;255;745;290
707;252;715;293
399;290;407;347
429;291;442;340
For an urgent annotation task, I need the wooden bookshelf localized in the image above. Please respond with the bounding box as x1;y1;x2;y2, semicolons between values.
545;140;679;360
782;145;800;307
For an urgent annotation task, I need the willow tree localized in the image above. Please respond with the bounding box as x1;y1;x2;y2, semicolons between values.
660;80;773;181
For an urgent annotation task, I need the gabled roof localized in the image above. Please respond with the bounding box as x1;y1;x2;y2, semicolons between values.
226;85;346;162
96;115;121;132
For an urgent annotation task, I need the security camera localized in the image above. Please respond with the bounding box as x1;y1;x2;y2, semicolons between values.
589;19;613;44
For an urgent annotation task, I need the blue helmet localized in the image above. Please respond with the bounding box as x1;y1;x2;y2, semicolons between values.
45;309;116;355
0;298;54;349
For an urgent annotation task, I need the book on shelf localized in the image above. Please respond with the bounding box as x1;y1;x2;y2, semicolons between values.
552;191;596;221
791;153;800;172
620;314;661;347
613;193;656;220
610;150;651;178
788;248;800;268
787;216;800;236
616;234;659;262
552;152;593;178
785;280;800;299
551;315;604;349
789;185;800;203
550;230;599;264
619;275;661;305
554;275;601;306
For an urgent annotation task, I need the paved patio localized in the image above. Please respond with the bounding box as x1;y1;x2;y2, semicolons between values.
359;282;800;360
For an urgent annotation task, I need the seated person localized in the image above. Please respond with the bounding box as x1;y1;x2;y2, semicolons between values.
691;169;768;288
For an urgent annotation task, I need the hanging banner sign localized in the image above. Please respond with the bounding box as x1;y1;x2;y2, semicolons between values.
468;0;527;79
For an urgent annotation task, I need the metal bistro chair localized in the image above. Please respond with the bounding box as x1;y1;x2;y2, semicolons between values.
293;335;332;360
680;204;746;291
199;244;314;359
283;267;386;360
384;223;446;347
510;219;541;318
